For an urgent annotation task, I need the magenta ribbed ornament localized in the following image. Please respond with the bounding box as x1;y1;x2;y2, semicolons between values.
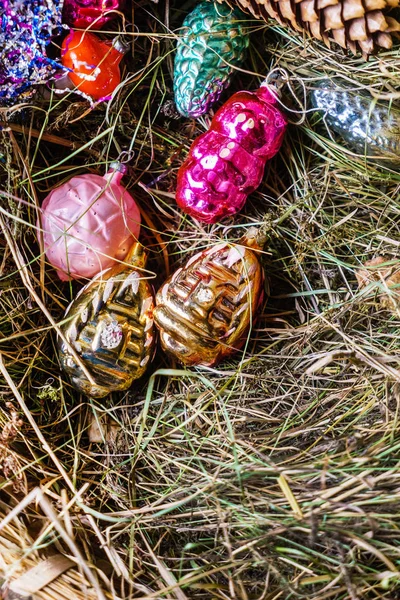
176;83;287;223
62;0;124;30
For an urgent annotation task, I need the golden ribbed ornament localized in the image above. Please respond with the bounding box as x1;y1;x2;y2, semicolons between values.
58;243;155;399
153;229;265;367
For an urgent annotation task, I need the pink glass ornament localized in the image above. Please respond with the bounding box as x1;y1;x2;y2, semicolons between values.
176;82;287;224
40;163;141;281
62;0;124;30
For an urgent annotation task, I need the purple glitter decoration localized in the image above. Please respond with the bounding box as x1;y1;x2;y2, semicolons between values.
0;0;62;102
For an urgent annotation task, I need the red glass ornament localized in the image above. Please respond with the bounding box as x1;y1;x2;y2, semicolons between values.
63;0;124;30
61;30;127;101
176;82;287;224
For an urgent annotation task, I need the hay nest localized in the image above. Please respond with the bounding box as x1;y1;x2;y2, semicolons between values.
1;1;400;598
0;491;112;599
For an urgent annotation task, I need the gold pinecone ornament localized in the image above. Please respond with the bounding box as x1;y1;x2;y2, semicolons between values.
153;229;265;367
217;0;400;55
59;243;156;399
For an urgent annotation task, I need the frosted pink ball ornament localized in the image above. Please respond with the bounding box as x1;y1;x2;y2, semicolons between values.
40;163;141;281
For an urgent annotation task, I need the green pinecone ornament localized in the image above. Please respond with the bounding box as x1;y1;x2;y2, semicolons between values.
173;2;249;118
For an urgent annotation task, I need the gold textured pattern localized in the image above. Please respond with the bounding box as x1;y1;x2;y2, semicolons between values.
58;243;155;399
153;231;264;367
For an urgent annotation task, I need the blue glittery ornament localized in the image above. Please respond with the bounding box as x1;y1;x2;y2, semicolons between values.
0;0;62;102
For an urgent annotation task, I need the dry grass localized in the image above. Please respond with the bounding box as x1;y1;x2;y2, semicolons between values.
1;1;400;598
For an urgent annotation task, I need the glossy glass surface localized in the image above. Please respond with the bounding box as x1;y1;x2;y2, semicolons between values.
176;84;287;223
154;232;264;367
311;83;400;166
173;1;249;118
63;0;123;29
61;30;125;101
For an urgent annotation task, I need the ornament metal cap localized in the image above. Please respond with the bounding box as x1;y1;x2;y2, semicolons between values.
260;69;289;98
108;160;128;175
123;241;147;269
112;36;130;55
239;227;266;253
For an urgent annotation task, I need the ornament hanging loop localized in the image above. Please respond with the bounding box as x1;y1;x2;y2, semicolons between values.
116;149;135;165
263;67;307;125
262;68;290;95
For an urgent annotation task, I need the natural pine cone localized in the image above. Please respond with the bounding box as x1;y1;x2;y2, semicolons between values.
217;0;400;56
